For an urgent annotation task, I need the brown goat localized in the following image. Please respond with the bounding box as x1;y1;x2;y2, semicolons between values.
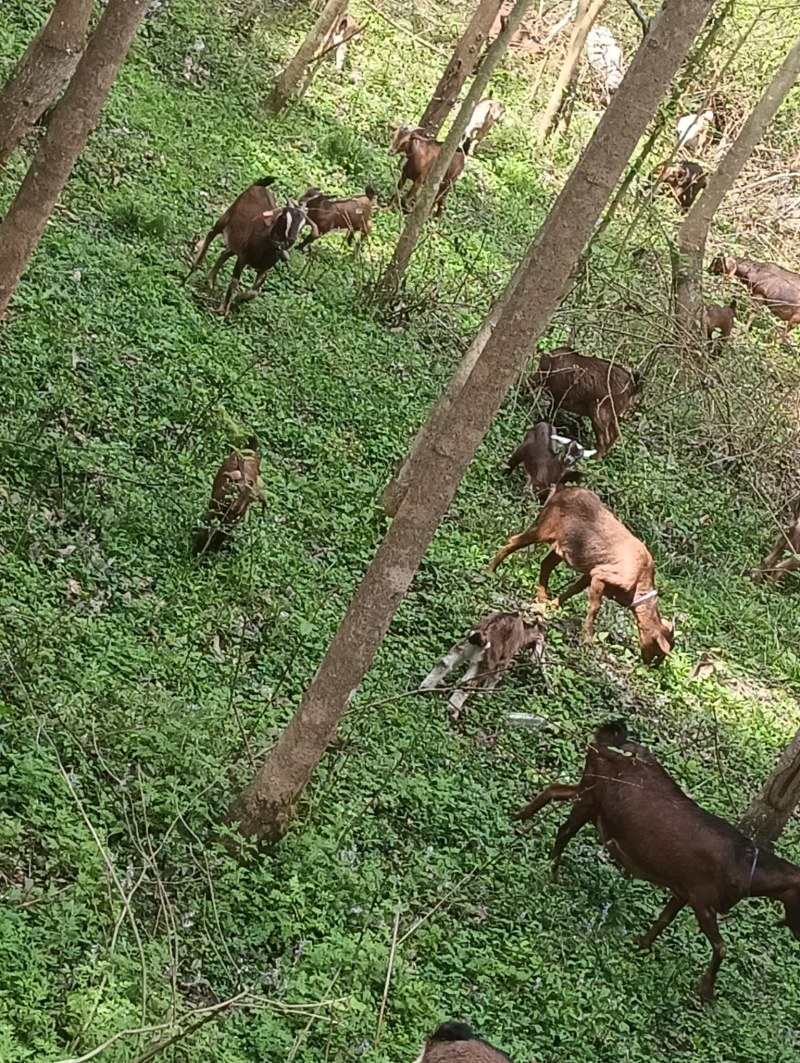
488;2;543;54
413;1022;513;1063
531;347;642;457
488;487;674;665
705;299;735;346
296;185;377;250
185;177;308;314
319;12;361;70
710;254;800;342
388;125;468;214
515;720;800;1002
654;160;707;211
192;438;267;554
419;611;546;722
754;500;800;583
504;421;595;502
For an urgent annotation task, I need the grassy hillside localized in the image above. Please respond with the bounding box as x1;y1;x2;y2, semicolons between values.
2;1;800;1060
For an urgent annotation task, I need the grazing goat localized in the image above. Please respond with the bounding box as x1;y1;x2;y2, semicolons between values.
676;108;715;154
488;487;674;665
420;612;546;723
515;720;800;1002
297;186;377;250
531;347;642;457
586;25;624;100
654;160;707;211
388;125;469;214
503;421;595;501
319;12;361;70
192;438;267;554
185;177;308;314
710;254;800;342
754;499;800;583
705;299;735;348
413;1022;513;1063
463;98;506;153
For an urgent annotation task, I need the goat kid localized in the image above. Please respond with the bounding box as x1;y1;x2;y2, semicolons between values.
653;160;707;211
515;720;800;1002
463;98;505;153
297;185;377;250
710;254;800;342
185;177;308;314
388;125;468;214
419;611;546;723
488;487;673;665
754;499;800;583
531;346;642;457
320;13;361;70
586;25;624;101
413;1022;513;1063
705;298;735;347
192;437;267;555
503;421;595;501
676;108;715;154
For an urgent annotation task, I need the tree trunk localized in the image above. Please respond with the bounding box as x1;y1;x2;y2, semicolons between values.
538;0;608;140
261;0;349;115
0;0;147;320
228;0;715;845
418;0;505;137
673;31;800;350
738;727;800;847
0;0;95;169
374;0;534;307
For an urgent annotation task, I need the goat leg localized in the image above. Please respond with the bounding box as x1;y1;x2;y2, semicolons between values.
638;894;685;949
207;248;234;291
693;906;726;1004
552;573;591;610
220;258;246;315
488;523;544;573
549;797;595;881
513;783;581;821
536;549;562;603
579;577;605;642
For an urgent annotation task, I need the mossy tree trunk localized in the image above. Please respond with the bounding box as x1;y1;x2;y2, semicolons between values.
739;728;800;847
0;0;96;168
228;0;716;845
0;0;148;320
374;0;534;307
261;0;349;114
673;31;800;352
418;0;506;137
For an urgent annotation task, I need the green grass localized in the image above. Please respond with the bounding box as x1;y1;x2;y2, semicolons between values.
2;1;800;1060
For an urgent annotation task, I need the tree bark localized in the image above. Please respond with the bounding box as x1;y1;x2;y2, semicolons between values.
261;0;349;115
537;0;608;140
0;0;95;169
673;31;800;350
228;0;715;845
418;0;506;137
0;0;148;320
738;727;800;847
374;0;534;307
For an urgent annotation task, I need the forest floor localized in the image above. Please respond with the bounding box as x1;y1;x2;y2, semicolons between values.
2;1;800;1061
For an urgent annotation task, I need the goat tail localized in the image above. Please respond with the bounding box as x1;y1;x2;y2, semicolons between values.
254;175;278;187
242;435;259;451
364;185;378;200
595;719;629;747
630;369;645;392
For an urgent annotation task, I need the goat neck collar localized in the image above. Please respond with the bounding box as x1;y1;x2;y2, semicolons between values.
630;589;658;611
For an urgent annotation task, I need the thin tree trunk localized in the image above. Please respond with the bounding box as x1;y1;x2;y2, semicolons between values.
0;0;95;169
228;0;715;845
738;727;800;847
0;0;148;320
374;0;534;308
261;0;349;114
418;0;505;137
538;0;608;140
673;31;800;350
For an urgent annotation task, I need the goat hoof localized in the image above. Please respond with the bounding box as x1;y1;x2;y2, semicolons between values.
536;590;549;605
